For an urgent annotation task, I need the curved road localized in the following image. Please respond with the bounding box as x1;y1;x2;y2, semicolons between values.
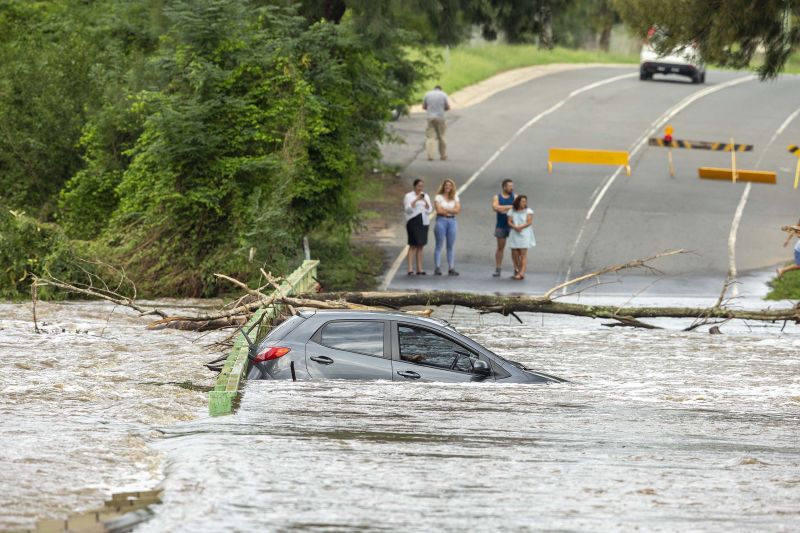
380;67;800;298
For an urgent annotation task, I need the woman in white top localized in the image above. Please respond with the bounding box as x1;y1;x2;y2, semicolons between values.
506;194;535;280
433;179;460;275
403;178;434;275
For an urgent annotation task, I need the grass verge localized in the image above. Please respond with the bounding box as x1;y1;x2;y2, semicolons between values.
780;53;800;75
411;44;638;101
312;168;404;292
766;269;800;300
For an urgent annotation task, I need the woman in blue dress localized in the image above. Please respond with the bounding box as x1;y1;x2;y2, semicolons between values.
506;195;535;280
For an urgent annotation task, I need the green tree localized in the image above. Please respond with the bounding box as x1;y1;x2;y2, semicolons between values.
0;2;101;217
614;0;800;78
89;0;407;295
464;0;574;48
552;0;620;50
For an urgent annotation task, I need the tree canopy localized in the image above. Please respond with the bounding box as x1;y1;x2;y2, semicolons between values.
614;0;800;78
0;0;425;297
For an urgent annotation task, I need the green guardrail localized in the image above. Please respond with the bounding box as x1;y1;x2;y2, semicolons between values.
208;259;319;416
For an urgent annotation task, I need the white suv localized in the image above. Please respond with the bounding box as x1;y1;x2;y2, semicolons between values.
640;42;706;83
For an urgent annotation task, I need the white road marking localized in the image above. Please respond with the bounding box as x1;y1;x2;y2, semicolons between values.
379;71;637;290
561;75;756;289
726;105;800;296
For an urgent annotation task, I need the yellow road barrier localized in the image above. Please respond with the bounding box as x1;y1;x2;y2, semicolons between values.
788;145;800;189
548;148;631;176
698;167;776;184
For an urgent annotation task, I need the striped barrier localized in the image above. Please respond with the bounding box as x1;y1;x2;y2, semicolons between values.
698;167;776;184
648;138;753;151
208;259;319;416
548;148;631;176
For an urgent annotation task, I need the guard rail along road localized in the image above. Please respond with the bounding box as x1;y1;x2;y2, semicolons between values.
208;259;319;416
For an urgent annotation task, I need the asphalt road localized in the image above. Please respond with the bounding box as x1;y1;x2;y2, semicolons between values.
380;66;800;298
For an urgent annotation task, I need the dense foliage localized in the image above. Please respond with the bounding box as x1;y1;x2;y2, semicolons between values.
1;0;422;297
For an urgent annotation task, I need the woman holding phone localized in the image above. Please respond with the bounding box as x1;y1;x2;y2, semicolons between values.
403;178;434;275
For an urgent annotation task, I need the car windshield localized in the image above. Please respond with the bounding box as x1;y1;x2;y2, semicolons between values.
417;315;457;332
482;348;532;371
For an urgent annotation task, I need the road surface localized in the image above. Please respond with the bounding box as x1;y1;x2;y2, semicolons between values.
379;66;800;298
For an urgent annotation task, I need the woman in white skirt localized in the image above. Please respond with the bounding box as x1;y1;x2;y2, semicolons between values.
506;195;535;280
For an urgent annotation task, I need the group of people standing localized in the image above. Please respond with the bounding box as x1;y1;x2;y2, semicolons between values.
405;85;535;279
403;178;535;279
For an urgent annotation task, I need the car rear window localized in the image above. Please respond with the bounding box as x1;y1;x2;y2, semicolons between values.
264;315;305;341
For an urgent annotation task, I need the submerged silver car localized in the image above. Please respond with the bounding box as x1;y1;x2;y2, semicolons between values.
245;310;566;384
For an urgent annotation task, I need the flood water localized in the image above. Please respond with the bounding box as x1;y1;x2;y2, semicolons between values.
0;300;221;531
2;300;799;531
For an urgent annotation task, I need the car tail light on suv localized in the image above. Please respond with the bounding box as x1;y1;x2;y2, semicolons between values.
254;346;290;363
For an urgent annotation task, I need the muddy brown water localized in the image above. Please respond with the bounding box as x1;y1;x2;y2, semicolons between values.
2;300;799;531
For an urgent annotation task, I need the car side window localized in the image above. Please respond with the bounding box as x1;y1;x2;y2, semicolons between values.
317;320;384;357
398;324;478;372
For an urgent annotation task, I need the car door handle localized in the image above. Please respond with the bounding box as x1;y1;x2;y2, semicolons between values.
397;371;420;379
310;356;334;365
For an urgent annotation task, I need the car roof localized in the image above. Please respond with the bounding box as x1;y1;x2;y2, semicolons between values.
297;308;454;329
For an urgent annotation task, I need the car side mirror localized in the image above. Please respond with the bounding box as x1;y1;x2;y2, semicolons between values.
472;360;491;376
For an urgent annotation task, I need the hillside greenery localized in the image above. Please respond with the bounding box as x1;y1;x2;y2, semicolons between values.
1;0;426;297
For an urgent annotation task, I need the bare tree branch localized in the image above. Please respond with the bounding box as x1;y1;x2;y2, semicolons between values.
544;249;688;300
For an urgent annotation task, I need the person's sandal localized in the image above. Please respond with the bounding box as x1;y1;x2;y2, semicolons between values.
407;271;414;276
417;271;427;275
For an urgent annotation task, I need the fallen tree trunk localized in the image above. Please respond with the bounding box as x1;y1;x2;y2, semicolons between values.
287;291;800;323
146;315;249;331
31;248;798;332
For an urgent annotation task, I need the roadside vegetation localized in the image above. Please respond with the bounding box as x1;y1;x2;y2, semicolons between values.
782;53;800;75
767;271;800;301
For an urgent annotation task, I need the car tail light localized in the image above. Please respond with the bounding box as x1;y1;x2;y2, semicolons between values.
254;346;290;363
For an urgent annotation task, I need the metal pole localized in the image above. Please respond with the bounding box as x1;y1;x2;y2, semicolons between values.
668;148;674;178
302;236;311;261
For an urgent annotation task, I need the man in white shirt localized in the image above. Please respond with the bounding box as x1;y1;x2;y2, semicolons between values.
422;85;450;161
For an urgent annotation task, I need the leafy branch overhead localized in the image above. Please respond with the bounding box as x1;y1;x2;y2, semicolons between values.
614;0;800;79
